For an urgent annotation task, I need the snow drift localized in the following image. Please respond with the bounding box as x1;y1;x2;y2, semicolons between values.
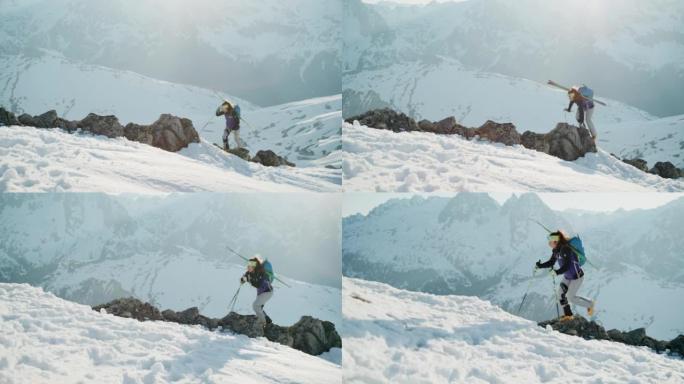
342;277;684;383
342;121;684;192
0;283;341;384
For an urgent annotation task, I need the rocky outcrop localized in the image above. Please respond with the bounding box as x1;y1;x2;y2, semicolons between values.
539;316;683;356
93;297;341;356
123;114;200;152
649;161;682;179
347;109;596;161
621;158;683;179
253;150;295;167
622;158;649;172
78;113;125;138
0;107;20;126
520;123;597;161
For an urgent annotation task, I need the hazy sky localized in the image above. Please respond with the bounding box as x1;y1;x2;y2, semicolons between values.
343;192;684;217
362;0;468;4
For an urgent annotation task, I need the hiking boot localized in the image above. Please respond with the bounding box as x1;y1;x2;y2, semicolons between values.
559;315;574;322
587;301;596;317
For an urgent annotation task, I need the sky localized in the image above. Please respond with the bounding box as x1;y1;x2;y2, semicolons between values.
342;192;684;217
362;0;468;4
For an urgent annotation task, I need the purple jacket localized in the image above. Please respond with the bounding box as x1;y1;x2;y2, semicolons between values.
243;271;273;295
224;114;239;130
539;245;583;280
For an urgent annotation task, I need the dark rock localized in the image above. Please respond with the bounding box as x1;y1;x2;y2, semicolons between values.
93;297;162;322
252;150;295;167
417;119;434;132
227;147;251;161
32;110;59;128
0;107;19;126
346;108;419;132
124;114;199;152
522;123;597;161
18;113;36;126
538;316;609;341
649;161;681;179
623;158;649;173
78;113;124;138
667;335;684;356
622;328;647;346
474;120;521;146
94;298;341;356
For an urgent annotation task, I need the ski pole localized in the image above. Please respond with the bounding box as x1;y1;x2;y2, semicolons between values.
517;268;538;314
225;245;292;288
228;285;242;313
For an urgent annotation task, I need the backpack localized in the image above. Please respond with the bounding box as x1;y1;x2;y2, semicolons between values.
578;85;594;100
568;236;586;266
262;259;275;283
233;104;241;121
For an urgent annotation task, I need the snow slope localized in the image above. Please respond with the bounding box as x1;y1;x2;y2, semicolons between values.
342;277;684;384
344;60;684;168
0;125;339;192
342;193;684;339
342;122;684;192
0;283;341;384
0;52;342;169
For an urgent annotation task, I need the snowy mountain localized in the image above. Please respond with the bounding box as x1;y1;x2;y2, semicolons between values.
0;52;342;168
343;193;684;339
342;277;684;383
0;194;342;325
0;0;341;106
0;283;341;383
344;0;684;117
342;121;684;192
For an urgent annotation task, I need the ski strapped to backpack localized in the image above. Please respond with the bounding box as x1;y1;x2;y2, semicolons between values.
529;218;595;268
225;245;291;287
547;80;607;106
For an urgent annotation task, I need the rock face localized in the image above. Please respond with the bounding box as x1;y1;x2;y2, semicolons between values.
622;158;649;172
539;316;681;355
0;107;19;126
78;113;125;138
346;108;419;132
649;161;682;179
94;297;341;356
123;114;200;152
253;150;295;167
0;107;200;153
347;109;599;161
521;123;597;161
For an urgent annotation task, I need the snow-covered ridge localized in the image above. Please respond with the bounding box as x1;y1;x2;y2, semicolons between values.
0;283;340;384
342;122;684;192
342;277;684;383
0;125;340;192
343;192;684;339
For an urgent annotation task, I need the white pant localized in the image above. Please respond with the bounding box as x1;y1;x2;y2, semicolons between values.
223;129;242;149
577;107;597;138
252;291;273;324
559;276;593;309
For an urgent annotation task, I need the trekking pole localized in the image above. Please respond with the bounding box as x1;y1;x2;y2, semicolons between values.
239;117;256;130
225;245;292;288
228;285;242;313
517;267;538;314
551;272;560;319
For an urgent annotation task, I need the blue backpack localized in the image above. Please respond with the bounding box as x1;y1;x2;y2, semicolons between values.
262;259;274;283
568;236;586;266
233;104;241;121
578;85;594;100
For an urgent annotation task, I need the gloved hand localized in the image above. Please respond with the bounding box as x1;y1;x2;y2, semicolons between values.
240;276;246;284
553;269;561;276
535;260;542;269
